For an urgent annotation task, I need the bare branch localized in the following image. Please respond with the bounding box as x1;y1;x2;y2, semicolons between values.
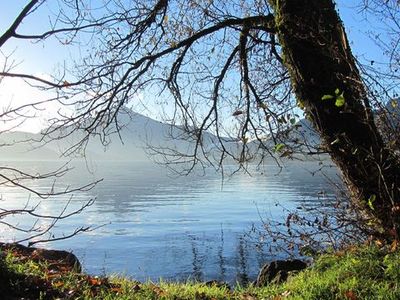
0;0;40;47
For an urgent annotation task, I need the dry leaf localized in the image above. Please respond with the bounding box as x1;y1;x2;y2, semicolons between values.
111;287;122;293
281;290;291;297
132;284;141;292
232;110;244;116
241;294;257;300
88;277;102;286
390;240;398;252
52;281;64;288
344;290;357;300
375;239;384;248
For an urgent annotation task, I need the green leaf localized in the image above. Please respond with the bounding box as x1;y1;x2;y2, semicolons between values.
321;94;334;101
367;194;377;210
273;143;285;153
335;88;340;95
335;93;345;107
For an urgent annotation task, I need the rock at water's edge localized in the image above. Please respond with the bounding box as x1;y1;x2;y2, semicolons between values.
255;259;307;286
0;242;81;272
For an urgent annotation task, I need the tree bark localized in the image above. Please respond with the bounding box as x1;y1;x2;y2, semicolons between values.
269;0;400;240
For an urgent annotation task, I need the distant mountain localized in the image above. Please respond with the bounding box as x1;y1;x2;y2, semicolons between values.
245;117;322;159
285;118;320;149
0;110;230;162
75;110;233;162
7;101;398;163
0;131;60;161
271;98;400;156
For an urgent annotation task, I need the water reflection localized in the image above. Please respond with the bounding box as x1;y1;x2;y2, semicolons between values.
1;159;339;284
236;237;249;283
217;227;226;281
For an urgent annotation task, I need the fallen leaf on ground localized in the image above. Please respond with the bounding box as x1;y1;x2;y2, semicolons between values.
52;281;64;288
345;290;357;300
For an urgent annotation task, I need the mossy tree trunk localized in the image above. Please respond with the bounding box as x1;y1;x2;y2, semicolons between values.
269;0;400;240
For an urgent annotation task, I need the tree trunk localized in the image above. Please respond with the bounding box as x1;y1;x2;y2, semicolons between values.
269;0;400;240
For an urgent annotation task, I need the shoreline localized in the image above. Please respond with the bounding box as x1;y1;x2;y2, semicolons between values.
2;242;400;299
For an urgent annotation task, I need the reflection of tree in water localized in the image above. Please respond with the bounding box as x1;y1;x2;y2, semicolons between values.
189;234;205;281
184;228;280;285
217;226;226;281
236;236;249;283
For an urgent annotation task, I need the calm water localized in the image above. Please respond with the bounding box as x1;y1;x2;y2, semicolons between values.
0;159;339;284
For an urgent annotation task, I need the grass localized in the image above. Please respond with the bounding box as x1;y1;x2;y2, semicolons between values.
2;244;400;299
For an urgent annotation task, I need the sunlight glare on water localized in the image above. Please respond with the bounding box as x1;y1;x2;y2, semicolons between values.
0;159;339;284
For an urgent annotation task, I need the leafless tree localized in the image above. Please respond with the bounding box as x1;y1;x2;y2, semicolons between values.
1;0;400;244
0;0;102;246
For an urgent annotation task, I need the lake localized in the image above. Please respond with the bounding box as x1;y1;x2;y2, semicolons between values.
0;159;340;284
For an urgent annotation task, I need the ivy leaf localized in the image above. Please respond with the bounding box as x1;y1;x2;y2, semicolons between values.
321;94;334;101
273;143;285;153
335;92;345;107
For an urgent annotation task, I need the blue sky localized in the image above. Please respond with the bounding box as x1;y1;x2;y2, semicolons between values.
0;1;386;72
0;1;392;132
